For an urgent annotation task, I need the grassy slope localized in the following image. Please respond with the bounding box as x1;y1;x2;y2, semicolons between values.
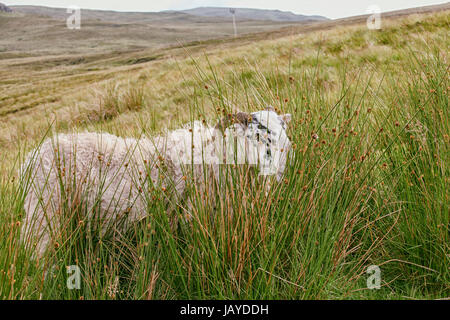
0;10;448;299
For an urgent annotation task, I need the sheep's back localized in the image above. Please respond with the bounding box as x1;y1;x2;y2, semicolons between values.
20;132;155;256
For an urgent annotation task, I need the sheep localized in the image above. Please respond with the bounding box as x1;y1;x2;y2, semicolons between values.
20;108;292;258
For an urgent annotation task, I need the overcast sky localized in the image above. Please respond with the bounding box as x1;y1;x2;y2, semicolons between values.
3;0;447;19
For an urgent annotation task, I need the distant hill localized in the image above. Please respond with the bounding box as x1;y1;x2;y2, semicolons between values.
0;2;12;13
4;3;447;57
10;5;328;23
10;5;210;23
175;7;328;22
3;5;318;56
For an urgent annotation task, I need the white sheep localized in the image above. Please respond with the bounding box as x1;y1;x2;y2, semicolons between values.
20;108;292;258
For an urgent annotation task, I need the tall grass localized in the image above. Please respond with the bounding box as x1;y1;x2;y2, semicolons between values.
90;83;147;122
0;27;448;299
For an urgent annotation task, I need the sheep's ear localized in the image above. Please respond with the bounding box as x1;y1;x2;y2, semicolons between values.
265;106;275;112
215;112;250;132
234;112;251;126
280;114;292;125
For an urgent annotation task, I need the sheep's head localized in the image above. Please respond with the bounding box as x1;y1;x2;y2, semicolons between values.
214;107;292;181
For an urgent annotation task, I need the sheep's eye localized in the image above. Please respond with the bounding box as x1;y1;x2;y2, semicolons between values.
257;124;266;130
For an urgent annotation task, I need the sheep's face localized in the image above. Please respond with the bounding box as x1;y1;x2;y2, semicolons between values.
246;109;292;179
215;108;292;180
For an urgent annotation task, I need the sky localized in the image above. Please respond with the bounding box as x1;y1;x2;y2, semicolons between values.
3;0;447;19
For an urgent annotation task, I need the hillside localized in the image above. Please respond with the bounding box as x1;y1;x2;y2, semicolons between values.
174;7;328;22
10;5;213;22
2;5;316;55
1;4;448;133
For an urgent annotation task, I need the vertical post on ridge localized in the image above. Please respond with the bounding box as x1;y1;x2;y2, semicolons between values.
230;8;237;38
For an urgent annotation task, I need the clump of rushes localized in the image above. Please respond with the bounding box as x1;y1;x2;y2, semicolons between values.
91;83;147;122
